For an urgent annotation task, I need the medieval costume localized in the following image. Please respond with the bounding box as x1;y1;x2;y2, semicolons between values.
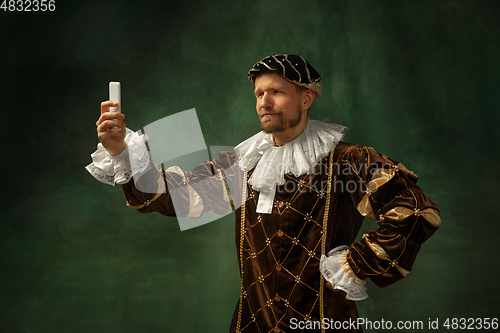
86;55;440;333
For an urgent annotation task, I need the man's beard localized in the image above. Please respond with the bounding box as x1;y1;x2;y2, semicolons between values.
260;106;302;134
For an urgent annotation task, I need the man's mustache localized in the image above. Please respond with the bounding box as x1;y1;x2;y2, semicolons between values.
259;109;283;117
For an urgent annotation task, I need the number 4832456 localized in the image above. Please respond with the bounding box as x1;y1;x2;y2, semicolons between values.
1;0;56;11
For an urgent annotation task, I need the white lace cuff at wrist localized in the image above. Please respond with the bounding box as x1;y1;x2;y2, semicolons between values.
320;245;369;301
85;128;150;185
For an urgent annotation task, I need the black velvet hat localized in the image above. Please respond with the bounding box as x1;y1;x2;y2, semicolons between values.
248;54;322;99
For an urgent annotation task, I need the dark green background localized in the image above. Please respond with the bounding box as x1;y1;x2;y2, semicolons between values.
1;0;499;332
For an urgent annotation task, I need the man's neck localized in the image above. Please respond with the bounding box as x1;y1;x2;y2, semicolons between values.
272;121;308;146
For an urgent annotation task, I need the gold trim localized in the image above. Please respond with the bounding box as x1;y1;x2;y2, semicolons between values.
397;163;418;180
396;265;410;276
383;206;441;227
364;235;409;277
319;151;334;333
209;160;236;211
272;55;287;79
165;166;204;218
364;236;391;261
341;251;366;285
299;55;312;82
259;60;273;71
356;195;377;220
307;81;322;98
420;208;441;227
221;169;236;211
236;171;248;333
369;167;396;191
383;206;414;221
125;175;164;209
284;54;302;83
356;167;396;220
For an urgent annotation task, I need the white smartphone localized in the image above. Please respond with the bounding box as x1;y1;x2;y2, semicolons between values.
109;82;121;113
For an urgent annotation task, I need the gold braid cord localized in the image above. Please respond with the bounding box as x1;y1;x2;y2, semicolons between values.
236;171;248;333
125;176;164;209
320;151;334;333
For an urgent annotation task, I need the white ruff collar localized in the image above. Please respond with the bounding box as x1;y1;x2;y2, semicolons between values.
234;120;348;214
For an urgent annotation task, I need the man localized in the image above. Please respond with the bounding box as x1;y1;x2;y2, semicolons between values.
87;54;440;332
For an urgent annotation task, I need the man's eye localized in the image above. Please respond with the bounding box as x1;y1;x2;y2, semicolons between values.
274;90;282;94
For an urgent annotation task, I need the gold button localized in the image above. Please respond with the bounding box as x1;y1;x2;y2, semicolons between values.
278;201;285;210
277;230;284;237
274;295;281;302
273;328;281;333
276;264;282;272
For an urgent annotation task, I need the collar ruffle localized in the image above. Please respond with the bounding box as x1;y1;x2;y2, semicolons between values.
234;120;348;214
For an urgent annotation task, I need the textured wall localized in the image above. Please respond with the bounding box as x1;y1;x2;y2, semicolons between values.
1;0;499;332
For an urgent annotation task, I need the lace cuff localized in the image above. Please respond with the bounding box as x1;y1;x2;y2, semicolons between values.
85;128;150;185
320;245;369;301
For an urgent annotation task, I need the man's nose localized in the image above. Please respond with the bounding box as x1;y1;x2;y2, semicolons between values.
259;93;273;110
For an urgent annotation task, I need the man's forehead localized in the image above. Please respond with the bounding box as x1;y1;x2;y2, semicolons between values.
253;72;292;90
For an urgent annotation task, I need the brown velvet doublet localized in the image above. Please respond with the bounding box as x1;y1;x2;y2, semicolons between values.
120;142;440;333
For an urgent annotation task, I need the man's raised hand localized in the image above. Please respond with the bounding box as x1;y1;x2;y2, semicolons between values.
96;101;127;156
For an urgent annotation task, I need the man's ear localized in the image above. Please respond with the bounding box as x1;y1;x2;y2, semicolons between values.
302;89;315;111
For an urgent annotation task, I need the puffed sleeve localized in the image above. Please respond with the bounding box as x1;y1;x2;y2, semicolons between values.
342;145;441;288
119;151;243;218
